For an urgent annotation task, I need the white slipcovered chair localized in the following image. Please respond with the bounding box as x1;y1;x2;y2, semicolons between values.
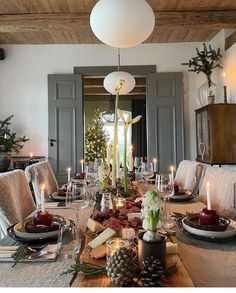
175;160;204;195
198;167;236;219
25;161;59;206
0;170;36;239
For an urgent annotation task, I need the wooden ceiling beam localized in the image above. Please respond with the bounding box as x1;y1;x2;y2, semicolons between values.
0;11;236;33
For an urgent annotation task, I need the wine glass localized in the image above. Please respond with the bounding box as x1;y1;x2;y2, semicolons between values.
140;162;154;189
134;157;143;181
66;180;89;226
156;174;175;229
85;161;99;184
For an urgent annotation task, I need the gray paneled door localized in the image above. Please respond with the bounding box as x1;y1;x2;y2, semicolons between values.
147;72;184;173
48;74;83;184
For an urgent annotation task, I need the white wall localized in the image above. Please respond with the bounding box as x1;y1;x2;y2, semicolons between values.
0;37;231;161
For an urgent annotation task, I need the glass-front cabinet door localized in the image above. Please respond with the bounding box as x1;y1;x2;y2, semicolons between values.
196;108;211;162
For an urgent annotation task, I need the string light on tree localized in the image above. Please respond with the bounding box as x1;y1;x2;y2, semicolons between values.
85;108;109;162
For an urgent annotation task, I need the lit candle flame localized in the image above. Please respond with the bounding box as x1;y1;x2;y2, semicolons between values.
67;167;71;172
80;159;84;164
41;183;45;191
30;153;33;158
170;165;174;172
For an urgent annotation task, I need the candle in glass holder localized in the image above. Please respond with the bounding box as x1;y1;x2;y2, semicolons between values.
106;238;129;260
113;197;125;209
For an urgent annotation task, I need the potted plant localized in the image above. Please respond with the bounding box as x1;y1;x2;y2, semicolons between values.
182;43;223;104
0;115;29;172
138;190;167;268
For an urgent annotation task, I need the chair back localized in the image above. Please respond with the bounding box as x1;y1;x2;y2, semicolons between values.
0;170;35;238
175;160;204;195
25;161;58;205
198;167;236;219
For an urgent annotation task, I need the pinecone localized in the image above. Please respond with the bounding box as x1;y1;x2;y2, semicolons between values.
140;257;164;287
106;247;138;286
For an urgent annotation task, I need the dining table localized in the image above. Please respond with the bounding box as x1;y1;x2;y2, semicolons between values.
0;194;236;287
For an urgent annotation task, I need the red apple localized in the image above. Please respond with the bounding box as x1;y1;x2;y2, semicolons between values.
34;211;52;226
174;183;179;193
199;208;219;225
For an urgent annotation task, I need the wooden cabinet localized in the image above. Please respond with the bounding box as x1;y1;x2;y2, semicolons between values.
195;104;236;165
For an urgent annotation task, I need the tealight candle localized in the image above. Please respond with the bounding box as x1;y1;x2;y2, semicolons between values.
41;184;45;212
80;159;84;173
67;167;71;183
206;182;211;210
106;238;128;260
114;197;125;209
30;152;33;158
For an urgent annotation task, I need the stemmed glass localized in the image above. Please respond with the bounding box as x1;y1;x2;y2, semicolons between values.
156;174;175;229
141;162;154;188
84;161;99;185
134;157;143;180
66;180;89;226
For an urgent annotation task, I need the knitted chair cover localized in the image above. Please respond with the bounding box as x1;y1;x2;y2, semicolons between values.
25;161;59;206
198;167;236;219
0;170;35;239
175;160;204;195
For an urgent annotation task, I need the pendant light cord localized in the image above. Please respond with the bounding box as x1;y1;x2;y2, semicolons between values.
118;48;120;71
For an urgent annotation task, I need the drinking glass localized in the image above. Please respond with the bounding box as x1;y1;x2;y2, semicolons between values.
140;162;154;189
85;161;99;184
66;180;89;226
156;174;175;229
57;222;81;260
100;192;113;213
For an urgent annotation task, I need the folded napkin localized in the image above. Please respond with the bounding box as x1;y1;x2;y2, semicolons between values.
45;202;66;209
0;244;58;262
0;246;19;258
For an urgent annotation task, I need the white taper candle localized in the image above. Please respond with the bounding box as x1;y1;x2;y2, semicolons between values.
41;184;45;212
206;182;211;210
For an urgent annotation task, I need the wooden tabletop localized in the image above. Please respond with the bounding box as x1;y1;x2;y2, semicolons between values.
71;230;194;287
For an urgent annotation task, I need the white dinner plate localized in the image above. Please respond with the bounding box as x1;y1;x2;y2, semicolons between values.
13;218;70;240
182;217;236;239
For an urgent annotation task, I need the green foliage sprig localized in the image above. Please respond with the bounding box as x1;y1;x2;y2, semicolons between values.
63;262;106;278
182;43;223;87
0;115;29;153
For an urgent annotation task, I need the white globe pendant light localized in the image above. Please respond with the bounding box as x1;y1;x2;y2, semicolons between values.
104;71;135;95
90;0;155;48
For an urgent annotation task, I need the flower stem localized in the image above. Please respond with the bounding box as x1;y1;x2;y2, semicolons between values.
123;126;128;192
112;92;119;187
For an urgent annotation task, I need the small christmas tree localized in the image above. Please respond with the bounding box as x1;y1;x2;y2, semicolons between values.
85;108;108;162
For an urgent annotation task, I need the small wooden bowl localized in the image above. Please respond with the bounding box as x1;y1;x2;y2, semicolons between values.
23;215;66;233
185;213;230;232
